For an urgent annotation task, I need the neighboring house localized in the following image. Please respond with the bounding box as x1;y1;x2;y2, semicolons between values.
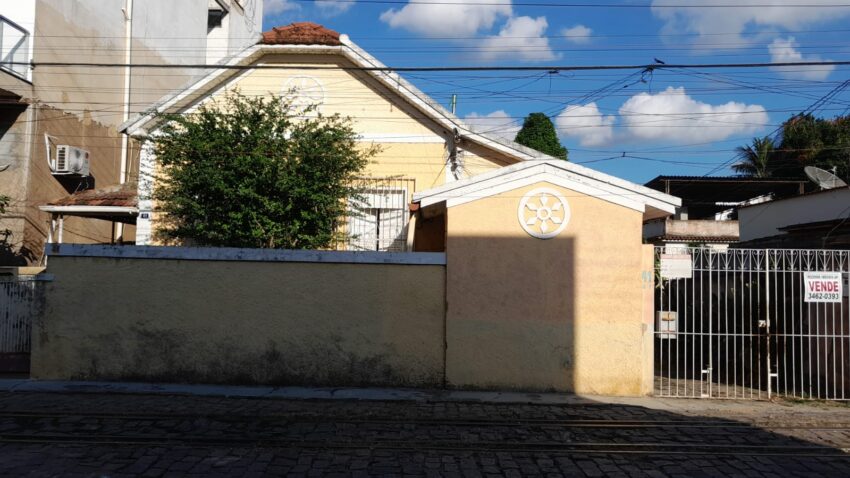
737;186;850;249
642;175;809;249
0;0;263;266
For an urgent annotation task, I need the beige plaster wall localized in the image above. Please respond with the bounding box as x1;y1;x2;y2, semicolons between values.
206;54;516;195
32;256;446;387
444;181;654;395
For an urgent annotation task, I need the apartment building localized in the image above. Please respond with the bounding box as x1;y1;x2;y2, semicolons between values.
0;0;263;266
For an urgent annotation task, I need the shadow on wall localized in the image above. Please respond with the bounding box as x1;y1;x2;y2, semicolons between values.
33;215;650;396
54;174;96;196
0;229;37;266
444;234;579;393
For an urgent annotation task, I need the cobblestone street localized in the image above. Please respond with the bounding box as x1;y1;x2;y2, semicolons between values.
0;390;849;477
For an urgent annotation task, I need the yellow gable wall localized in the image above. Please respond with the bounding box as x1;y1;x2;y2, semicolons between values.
197;53;518;196
444;181;655;395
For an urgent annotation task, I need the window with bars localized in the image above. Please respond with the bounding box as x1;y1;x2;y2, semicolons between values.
342;178;415;252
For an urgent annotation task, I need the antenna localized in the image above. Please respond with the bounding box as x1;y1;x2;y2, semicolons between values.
804;166;848;190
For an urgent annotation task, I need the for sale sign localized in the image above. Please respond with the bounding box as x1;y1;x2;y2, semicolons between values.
660;254;692;279
804;272;843;303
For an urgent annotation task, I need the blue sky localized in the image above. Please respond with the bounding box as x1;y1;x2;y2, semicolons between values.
261;1;850;183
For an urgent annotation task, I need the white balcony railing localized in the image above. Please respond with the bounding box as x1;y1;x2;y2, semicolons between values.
0;15;30;81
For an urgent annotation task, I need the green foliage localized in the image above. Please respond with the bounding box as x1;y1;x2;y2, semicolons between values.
145;92;375;249
734;114;850;181
0;195;8;215
514;112;568;160
777;114;850;180
732;136;776;178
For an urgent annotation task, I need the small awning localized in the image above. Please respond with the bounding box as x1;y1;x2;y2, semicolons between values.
39;183;138;224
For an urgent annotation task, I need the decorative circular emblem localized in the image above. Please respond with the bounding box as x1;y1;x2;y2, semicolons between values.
517;187;570;239
282;76;325;114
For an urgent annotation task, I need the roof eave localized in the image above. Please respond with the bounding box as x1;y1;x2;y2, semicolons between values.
39;205;139;215
120;43;347;136
119;35;547;164
413;160;681;215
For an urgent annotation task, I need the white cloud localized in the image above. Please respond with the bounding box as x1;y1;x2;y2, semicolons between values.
652;0;850;42
478;16;557;62
264;0;299;16
380;0;512;37
618;87;769;143
554;88;769;146
555;103;616;147
315;0;354;16
464;110;520;140
768;37;834;80
561;25;592;44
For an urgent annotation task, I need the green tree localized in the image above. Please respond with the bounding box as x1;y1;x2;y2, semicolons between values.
732;136;777;178
514;112;568;160
145;92;376;249
0;195;8;214
777;113;850;180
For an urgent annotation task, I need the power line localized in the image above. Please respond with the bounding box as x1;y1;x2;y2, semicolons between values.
25;26;850;41
11;60;850;72
293;0;850;7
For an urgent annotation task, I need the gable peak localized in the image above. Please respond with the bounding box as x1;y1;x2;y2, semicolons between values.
260;22;342;46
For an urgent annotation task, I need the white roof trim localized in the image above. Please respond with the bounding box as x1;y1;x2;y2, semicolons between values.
443;172;646;212
46;244;446;265
39;205;139;215
414;160;680;214
118;36;550;163
121;44;346;136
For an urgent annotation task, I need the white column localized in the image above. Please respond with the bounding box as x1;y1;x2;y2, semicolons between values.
135;139;156;245
57;215;64;244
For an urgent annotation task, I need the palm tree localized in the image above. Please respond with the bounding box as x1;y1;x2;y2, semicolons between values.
732;136;776;178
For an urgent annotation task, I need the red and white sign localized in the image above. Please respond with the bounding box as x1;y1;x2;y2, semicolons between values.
804;272;843;303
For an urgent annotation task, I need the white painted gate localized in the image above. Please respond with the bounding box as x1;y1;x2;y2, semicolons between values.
654;247;850;400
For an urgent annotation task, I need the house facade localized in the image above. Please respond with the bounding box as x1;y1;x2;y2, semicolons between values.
122;23;537;250
31;22;686;395
642;175;809;249
737;186;850;249
0;0;263;267
123;23;678;252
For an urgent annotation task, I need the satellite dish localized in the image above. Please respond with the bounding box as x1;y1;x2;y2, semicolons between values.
804;166;847;190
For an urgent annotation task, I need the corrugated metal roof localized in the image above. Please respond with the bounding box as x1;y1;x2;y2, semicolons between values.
645;175;807;184
653;235;739;243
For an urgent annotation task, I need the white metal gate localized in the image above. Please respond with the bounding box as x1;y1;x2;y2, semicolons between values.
654;247;850;400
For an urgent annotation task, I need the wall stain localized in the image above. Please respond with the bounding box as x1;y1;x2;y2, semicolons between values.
69;326;442;388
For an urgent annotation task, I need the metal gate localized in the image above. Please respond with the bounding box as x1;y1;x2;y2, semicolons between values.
0;275;46;373
654;247;850;400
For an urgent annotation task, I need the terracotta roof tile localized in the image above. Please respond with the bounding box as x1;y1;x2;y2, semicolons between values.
50;183;138;208
260;22;342;46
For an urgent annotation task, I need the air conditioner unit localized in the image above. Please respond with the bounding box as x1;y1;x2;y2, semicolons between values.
53;145;90;176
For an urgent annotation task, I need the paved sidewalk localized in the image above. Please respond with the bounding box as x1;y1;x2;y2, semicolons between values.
1;377;846;419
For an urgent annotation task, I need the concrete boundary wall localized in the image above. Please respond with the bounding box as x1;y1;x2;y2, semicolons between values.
47;244;446;265
33;246;447;388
